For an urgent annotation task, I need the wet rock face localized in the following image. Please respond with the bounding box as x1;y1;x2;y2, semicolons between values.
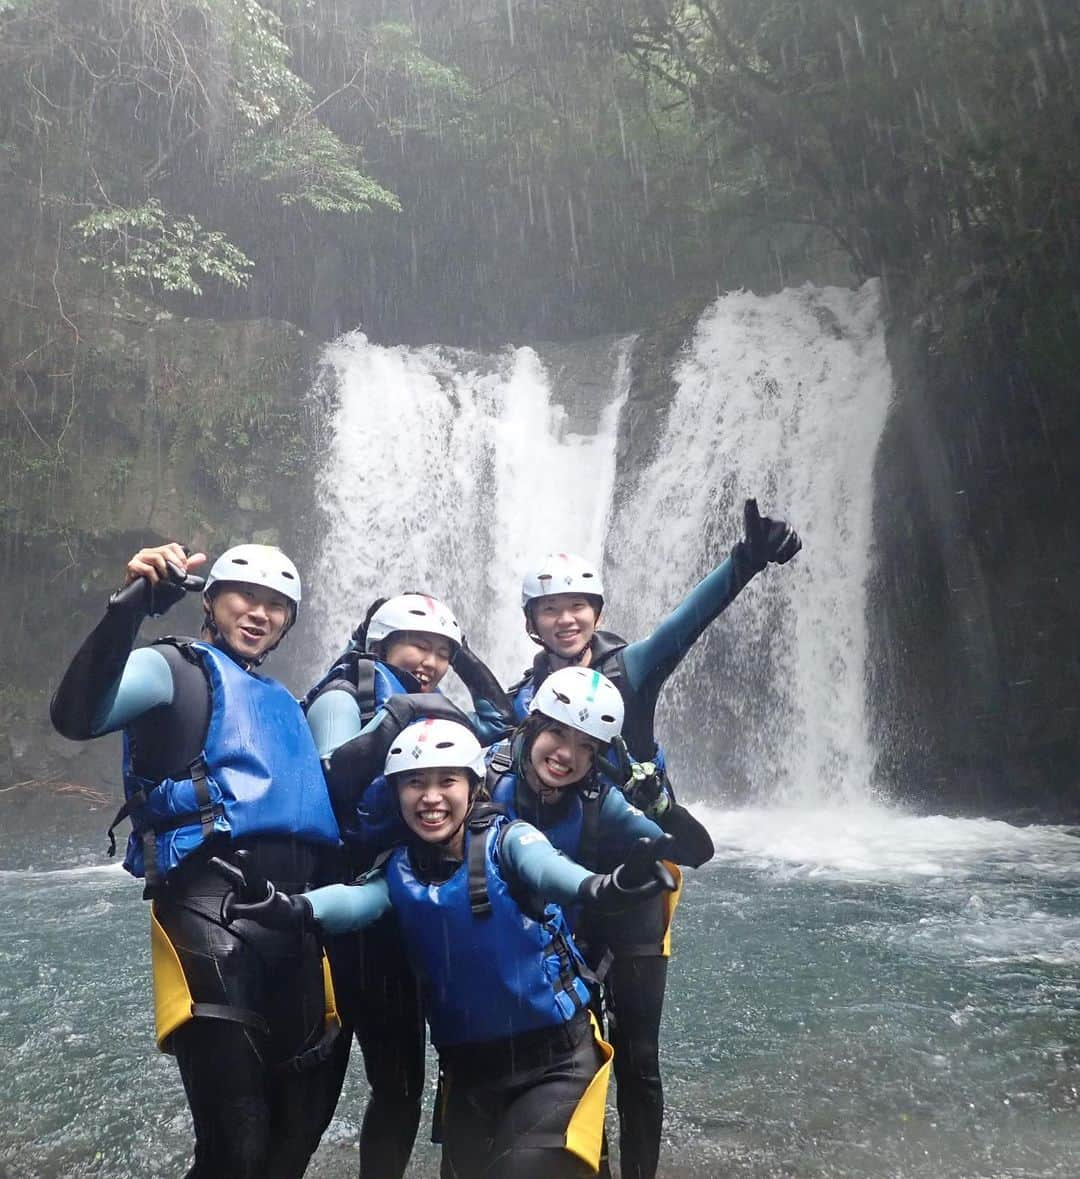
0;245;322;820
869;307;1080;822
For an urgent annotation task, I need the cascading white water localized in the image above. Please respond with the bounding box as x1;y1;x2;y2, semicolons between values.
309;281;891;806
604;280;892;805
308;335;630;689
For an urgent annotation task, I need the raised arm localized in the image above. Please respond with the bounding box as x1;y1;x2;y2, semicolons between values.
620;499;800;698
50;542;205;738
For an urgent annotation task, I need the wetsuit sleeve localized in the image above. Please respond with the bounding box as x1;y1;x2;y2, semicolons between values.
50;581;174;739
306;686;366;759
619;547;757;697
453;641;515;743
305;873;392;935
598;789;665;858
500;822;592;907
656;801;715;868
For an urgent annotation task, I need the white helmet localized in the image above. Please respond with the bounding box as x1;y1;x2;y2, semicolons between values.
365;594;462;654
528;667;624;745
204;544;302;610
384;718;487;780
521;553;604;610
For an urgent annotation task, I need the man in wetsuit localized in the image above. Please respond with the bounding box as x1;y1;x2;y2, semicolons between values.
509;498;801;1179
50;541;342;1179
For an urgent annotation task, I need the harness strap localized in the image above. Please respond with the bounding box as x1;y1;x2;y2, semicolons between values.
278;1016;342;1074
189;756;216;842
466;806;507;917
107;788;148;857
487;739;514;775
467;824;493;916
190;1002;270;1035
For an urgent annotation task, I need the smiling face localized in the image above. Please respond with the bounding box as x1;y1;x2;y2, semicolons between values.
205;584;292;662
382;630;455;690
394;766;473;857
528;594;600;661
525;722;603;805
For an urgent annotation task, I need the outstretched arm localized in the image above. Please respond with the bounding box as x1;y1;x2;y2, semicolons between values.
501;822;676;914
620;499;800;697
598;787;714;869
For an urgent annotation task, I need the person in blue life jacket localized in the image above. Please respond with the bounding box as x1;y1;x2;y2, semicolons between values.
304;592;514;1179
210;714;678;1179
49;542;344;1179
490;666;713;1178
508;498;801;1179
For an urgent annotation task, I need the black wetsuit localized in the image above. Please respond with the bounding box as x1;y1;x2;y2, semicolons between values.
50;590;340;1179
510;547;757;1179
304;646;514;1179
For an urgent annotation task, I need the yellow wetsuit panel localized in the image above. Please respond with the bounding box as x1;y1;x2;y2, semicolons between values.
321;951;340;1031
563;1013;614;1172
150;905;194;1052
660;861;683;958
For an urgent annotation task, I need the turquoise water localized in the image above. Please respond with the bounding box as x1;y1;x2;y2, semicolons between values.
3;805;1080;1178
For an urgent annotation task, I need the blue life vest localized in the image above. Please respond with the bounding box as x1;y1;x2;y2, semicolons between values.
118;640;339;883
509;632;670;771
385;813;592;1048
490;770;595;863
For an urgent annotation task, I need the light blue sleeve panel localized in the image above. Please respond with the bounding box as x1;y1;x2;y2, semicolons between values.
598;788;664;860
91;646;175;735
620;554;746;694
501;822;592;908
306;874;392;935
305;687;366;759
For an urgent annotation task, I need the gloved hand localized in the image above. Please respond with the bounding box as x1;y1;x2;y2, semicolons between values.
625;760;671;819
209;850;312;932
577;834;677;914
109;557;206;617
742;498;801;571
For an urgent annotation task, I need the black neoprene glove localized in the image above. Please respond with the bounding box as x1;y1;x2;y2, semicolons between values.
577;834;677;915
741;498;802;572
210;850;313;932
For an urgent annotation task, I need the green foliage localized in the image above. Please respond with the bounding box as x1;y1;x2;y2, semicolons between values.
74;200;253;295
227;0;311;128
233;121;401;214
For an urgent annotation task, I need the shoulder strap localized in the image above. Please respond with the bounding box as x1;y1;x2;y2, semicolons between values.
577;780;607;872
301;648;379;722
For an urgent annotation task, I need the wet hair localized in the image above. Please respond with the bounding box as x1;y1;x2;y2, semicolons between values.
516;711;599;789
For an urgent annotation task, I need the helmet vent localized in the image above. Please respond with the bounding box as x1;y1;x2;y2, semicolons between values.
581;572;595;579
601;713;616;723
232;558;249;565
389;744;403;756
434;740;455;750
281;570;296;580
553;690;571;704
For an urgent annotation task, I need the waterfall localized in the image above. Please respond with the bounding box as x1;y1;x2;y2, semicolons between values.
605;280;892;805
308;336;630;689
308;280;893;806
